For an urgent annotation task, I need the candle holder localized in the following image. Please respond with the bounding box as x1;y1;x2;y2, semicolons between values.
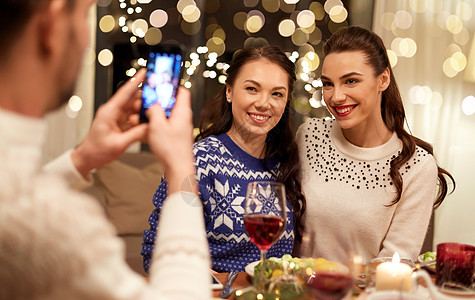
374;252;413;293
436;242;475;291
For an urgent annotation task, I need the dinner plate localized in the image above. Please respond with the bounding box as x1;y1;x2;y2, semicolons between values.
245;261;259;277
438;286;475;297
244;259;350;277
417;254;436;273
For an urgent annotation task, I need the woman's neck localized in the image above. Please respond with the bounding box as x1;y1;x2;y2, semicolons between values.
226;129;267;159
341;122;393;148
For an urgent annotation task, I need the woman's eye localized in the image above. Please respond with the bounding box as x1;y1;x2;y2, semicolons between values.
273;92;284;97
322;81;332;87
346;79;358;85
246;86;257;92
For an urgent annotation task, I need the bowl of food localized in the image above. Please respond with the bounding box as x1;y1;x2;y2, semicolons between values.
417;251;436;273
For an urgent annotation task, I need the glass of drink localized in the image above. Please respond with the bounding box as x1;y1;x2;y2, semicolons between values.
301;225;358;299
244;181;286;292
436;242;475;291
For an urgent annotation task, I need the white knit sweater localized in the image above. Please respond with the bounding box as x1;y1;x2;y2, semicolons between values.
0;108;211;300
296;118;437;263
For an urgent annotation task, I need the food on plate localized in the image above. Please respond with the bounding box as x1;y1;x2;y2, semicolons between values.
422;251;436;262
254;254;342;280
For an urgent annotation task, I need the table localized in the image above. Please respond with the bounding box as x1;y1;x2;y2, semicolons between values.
211;269;438;300
212;272;252;299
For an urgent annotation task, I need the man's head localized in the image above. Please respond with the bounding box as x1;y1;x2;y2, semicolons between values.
0;0;75;60
0;0;95;116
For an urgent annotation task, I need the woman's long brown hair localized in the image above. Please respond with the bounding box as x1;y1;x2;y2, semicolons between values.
323;26;455;208
196;45;306;242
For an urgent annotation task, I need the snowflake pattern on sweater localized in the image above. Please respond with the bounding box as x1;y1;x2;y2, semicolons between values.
141;133;294;272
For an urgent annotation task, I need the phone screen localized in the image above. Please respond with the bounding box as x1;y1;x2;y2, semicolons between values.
140;46;183;121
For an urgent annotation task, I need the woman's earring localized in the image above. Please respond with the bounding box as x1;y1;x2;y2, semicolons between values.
227;98;232;103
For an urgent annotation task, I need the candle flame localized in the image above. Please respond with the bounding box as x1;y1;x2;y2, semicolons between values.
392;252;401;264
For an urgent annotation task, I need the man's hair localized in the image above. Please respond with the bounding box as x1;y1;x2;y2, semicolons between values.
0;0;75;58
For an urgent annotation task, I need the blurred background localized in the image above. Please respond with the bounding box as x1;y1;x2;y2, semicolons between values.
43;0;475;252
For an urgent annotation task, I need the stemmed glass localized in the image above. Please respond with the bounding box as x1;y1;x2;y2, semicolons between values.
244;181;287;292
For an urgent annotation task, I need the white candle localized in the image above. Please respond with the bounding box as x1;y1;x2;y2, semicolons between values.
375;252;413;292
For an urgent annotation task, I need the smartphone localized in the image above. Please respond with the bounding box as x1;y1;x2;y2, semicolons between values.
211;272;223;290
140;44;184;122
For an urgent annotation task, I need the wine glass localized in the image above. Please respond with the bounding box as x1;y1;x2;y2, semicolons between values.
244;181;287;292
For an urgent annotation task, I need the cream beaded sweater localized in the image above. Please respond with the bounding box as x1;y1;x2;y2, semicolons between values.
0;108;211;300
297;118;437;263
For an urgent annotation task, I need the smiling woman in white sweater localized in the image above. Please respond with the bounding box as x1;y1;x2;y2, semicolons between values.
297;26;455;263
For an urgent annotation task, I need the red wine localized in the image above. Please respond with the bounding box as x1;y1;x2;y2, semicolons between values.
306;271;354;300
244;215;285;250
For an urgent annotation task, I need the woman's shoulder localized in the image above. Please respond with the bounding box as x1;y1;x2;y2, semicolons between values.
193;134;231;157
296;118;334;141
411;145;437;169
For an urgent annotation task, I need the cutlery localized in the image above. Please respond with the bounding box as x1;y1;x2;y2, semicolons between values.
219;270;239;298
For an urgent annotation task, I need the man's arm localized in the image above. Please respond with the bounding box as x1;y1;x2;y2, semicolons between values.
44;69;148;188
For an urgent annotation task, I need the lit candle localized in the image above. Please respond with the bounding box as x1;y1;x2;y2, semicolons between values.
375;252;413;292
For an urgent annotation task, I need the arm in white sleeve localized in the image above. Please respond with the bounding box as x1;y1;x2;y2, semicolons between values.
43;149;93;190
378;156;438;260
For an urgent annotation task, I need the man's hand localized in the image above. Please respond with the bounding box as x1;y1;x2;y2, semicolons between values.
147;87;196;195
71;69;148;179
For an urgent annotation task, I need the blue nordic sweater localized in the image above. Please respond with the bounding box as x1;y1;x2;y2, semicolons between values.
141;133;294;272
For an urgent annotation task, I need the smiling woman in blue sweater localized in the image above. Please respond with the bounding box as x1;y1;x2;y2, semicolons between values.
141;45;306;273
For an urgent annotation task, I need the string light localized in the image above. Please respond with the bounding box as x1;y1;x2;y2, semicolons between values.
96;0;356;115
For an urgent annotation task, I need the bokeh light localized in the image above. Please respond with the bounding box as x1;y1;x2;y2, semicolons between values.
68;95;83;112
304;51;320;71
278;19;296;37
233;12;248;31
329;5;348;23
99;15;115;33
280;0;296;13
292;28;309;46
380;12;395;31
446;15;463;34
456;2;472;21
394;10;412;29
462;95;475;115
324;0;344;14
182;5;201;23
150;9;168;28
310;1;325;20
454;27;470;46
430;92;443;111
262;0;280;13
177;0;196;14
443;57;459;77
144;28;162;45
243;0;259;7
450;51;467;72
409;85;432;104
97;0;112;7
131;19;148;37
181;20;201;35
98;49;113;67
409;0;427;13
246;11;265;33
387;49;398;67
297;10;315;28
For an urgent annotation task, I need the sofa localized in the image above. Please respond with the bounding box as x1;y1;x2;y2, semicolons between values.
84;151;163;276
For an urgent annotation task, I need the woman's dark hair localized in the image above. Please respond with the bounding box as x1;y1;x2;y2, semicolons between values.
196;45;306;242
323;26;455;208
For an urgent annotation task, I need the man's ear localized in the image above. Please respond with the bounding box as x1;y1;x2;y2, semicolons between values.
379;68;390;92
37;0;68;57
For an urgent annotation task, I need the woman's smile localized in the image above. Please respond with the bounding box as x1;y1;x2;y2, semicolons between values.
333;105;357;117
